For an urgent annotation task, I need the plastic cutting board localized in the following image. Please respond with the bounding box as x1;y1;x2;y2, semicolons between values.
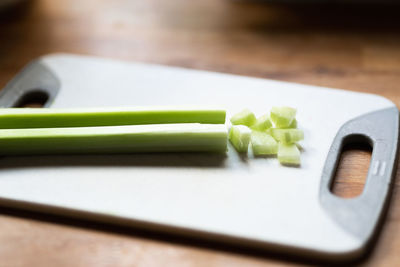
0;54;398;261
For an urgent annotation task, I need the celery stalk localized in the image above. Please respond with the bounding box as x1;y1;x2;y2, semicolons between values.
0;107;226;129
0;124;227;155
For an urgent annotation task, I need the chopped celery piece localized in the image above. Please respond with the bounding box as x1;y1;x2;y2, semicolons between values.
290;118;298;129
0;124;228;155
270;107;297;128
230;109;256;127
251;114;272;131
296;142;304;152
0;107;226;129
251;131;278;156
229;125;251;153
280;118;297;129
278;143;301;165
270;129;304;144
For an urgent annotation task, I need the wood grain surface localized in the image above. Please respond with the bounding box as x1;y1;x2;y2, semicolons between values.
1;0;400;266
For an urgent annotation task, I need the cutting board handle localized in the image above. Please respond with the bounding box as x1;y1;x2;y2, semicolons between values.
320;107;399;253
0;59;60;108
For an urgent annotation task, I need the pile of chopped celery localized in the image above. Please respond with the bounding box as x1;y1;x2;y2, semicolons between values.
0;106;303;163
229;107;303;166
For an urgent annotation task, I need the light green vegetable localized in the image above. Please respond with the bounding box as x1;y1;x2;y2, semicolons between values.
0;107;226;129
278;143;301;165
270;129;304;144
251;114;272;131
270;107;297;128
229;125;251;153
251;131;278;156
0;123;228;155
296;142;304;152
230;109;256;127
280;118;297;129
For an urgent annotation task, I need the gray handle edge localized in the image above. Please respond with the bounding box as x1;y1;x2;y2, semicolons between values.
320;107;399;253
0;59;60;107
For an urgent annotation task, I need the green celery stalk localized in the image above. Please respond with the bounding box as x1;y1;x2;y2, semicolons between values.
0;123;227;155
0;107;226;129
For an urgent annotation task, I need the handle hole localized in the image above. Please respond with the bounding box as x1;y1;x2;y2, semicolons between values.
13;89;49;108
330;136;372;198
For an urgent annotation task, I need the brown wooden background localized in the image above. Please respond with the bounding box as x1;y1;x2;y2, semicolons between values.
1;0;400;266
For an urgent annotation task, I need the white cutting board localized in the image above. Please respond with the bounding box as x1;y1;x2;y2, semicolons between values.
0;54;398;261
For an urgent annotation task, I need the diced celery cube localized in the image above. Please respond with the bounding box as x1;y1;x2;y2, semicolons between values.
270;129;304;144
251;114;272;131
280;118;297;129
230;109;256;127
270;107;297;128
229;125;251;153
296;142;304;152
278;143;301;165
251;131;278;156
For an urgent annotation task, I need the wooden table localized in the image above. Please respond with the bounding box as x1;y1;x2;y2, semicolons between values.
1;0;400;266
